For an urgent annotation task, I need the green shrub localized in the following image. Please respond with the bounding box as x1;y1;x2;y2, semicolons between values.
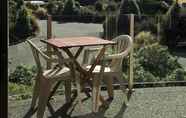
25;2;39;11
79;6;95;16
13;6;40;43
105;1;117;12
34;7;47;19
135;16;158;35
95;1;103;11
15;7;33;39
8;82;33;95
56;2;65;15
134;31;157;49
166;68;186;81
103;15;118;40
122;43;185;82
9;0;17;43
136;44;182;78
9;65;37;86
63;0;80;16
30;15;40;35
46;0;58;15
9;0;40;45
134;66;158;82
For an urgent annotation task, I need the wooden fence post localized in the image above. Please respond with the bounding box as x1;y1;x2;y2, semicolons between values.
129;14;134;92
47;14;52;69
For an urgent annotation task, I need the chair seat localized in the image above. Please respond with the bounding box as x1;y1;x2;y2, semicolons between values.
43;67;70;80
86;65;112;73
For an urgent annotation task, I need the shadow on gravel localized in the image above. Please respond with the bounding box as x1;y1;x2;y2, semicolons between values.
72;91;132;118
113;91;132;118
47;91;78;118
22;90;133;118
23;107;37;118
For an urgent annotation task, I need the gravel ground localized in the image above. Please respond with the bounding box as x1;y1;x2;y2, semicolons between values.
8;86;186;118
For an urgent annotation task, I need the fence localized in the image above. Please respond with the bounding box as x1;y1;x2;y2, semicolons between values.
41;14;186;90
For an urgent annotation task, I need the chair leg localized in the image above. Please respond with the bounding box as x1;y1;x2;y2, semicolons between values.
104;76;114;99
37;76;52;118
117;73;126;93
65;80;71;103
76;77;82;112
30;73;41;109
92;77;101;112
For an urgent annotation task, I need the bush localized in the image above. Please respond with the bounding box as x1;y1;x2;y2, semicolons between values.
9;65;37;86
30;15;40;35
134;66;158;82
95;1;103;12
46;0;58;15
166;68;186;81
105;1;117;12
122;42;185;82
25;2;39;11
103;15;118;40
136;44;182;78
10;5;40;45
56;2;65;15
34;7;47;19
134;31;157;49
135;16;158;35
63;0;80;16
8;82;33;95
15;7;33;39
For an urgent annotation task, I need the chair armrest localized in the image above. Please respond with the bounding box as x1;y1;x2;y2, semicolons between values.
84;47;101;53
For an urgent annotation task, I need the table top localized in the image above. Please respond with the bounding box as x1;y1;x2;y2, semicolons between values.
41;36;116;48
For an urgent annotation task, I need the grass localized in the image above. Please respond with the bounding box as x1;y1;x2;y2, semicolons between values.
8;83;33;100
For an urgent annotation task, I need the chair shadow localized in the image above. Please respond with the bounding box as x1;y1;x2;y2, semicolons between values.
48;90;133;118
23;107;38;118
48;91;92;118
22;89;133;118
71;99;113;118
113;91;132;118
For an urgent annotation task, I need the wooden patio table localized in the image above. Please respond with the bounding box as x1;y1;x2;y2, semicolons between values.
41;36;116;112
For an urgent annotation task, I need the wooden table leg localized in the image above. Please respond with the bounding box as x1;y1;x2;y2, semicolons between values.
92;77;101;112
63;47;107;112
89;46;106;111
65;80;72;103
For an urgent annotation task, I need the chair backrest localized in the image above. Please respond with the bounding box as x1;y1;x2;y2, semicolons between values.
27;40;49;72
112;35;133;55
110;35;133;71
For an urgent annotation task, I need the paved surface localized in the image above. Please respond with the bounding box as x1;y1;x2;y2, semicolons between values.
8;86;186;118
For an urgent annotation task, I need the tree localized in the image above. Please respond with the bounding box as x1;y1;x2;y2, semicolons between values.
15;7;33;39
95;1;103;11
47;0;58;15
63;0;80;15
9;0;39;45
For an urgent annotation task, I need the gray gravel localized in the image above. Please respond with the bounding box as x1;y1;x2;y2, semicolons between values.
8;86;186;118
